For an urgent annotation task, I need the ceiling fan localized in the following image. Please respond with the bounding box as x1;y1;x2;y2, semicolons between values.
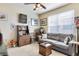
24;3;46;10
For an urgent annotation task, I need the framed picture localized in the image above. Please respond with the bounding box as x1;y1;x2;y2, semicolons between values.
75;17;79;27
31;18;38;26
40;18;47;26
18;13;27;23
0;12;7;21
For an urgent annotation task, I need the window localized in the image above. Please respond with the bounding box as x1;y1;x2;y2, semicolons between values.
48;10;75;34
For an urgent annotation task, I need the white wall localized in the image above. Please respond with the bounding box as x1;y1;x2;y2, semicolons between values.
0;4;39;45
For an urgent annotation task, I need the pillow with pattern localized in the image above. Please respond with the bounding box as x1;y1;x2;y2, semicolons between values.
64;36;71;45
42;34;47;39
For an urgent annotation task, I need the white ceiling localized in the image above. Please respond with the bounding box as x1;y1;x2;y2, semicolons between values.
33;3;68;14
4;3;68;14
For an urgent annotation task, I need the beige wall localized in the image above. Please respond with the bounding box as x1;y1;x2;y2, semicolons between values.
38;3;79;32
0;4;39;45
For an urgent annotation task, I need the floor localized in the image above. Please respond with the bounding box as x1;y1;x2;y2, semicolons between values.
7;42;66;56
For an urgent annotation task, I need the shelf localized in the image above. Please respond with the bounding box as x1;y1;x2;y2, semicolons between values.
17;25;30;47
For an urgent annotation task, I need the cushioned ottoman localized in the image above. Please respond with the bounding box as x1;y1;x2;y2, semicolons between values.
39;42;52;56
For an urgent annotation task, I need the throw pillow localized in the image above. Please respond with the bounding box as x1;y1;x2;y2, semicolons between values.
38;35;42;40
64;36;71;45
42;34;47;39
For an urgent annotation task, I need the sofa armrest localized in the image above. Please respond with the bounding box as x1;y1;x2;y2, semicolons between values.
68;41;74;55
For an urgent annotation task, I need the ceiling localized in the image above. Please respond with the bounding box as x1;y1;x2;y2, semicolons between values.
5;3;68;14
33;3;68;14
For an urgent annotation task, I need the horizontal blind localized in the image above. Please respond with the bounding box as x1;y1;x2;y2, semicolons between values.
47;10;74;34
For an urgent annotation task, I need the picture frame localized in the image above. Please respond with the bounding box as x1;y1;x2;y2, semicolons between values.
18;13;27;23
31;18;38;26
75;16;79;27
40;18;47;26
0;12;7;21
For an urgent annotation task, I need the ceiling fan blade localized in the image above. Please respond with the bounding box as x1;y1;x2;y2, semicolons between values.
24;3;34;5
40;3;46;9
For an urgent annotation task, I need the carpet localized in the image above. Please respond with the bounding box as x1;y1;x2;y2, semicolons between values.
7;42;66;56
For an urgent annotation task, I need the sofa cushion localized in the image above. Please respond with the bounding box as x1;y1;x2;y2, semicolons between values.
47;33;60;41
47;33;73;42
53;41;69;49
58;34;67;42
40;38;57;44
41;39;69;49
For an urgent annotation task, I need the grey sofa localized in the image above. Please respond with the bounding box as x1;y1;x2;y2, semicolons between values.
39;33;73;56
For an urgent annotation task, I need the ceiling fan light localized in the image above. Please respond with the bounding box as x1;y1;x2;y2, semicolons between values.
36;7;39;10
33;3;46;11
37;4;41;8
33;5;36;8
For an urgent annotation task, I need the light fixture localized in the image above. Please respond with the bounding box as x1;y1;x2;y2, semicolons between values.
24;3;46;10
33;3;46;10
37;3;41;7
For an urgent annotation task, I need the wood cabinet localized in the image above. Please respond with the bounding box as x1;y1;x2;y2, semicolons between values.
17;25;31;47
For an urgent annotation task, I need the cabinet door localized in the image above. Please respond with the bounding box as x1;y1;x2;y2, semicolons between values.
19;36;25;46
19;35;31;46
25;35;31;44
